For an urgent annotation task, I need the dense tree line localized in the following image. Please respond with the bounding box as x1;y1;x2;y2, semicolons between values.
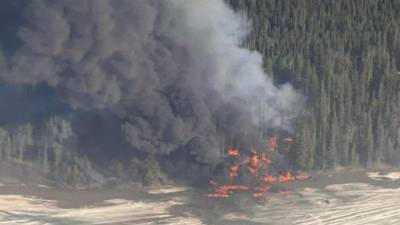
228;0;400;169
0;117;95;188
0;115;167;187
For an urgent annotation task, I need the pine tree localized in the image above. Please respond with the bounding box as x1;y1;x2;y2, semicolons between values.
12;124;33;163
0;127;7;161
327;112;338;168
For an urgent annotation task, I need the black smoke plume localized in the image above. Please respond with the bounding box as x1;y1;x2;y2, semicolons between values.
0;0;302;182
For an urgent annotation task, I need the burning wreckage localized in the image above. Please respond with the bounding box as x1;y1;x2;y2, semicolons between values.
208;135;308;201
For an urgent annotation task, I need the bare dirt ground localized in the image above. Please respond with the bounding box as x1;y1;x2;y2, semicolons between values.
1;169;400;225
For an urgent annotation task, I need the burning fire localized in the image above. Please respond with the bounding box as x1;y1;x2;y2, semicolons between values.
229;164;239;179
261;171;307;183
208;135;308;200
227;148;240;157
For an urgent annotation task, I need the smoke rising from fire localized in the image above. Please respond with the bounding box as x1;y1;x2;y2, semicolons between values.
0;0;302;164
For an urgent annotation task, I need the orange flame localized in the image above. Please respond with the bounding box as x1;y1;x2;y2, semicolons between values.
278;171;293;183
207;184;251;198
262;175;277;183
249;154;259;167
208;136;309;200
229;164;239;179
227;148;240;157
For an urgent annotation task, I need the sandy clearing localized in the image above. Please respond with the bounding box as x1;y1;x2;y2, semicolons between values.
1;171;400;225
248;183;400;225
0;194;205;225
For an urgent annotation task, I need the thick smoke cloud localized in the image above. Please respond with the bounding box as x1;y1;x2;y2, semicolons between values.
0;0;302;164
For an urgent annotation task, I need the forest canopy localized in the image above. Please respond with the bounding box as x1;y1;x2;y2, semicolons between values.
228;0;400;169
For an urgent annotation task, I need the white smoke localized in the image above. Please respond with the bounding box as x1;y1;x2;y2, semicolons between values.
171;0;303;129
